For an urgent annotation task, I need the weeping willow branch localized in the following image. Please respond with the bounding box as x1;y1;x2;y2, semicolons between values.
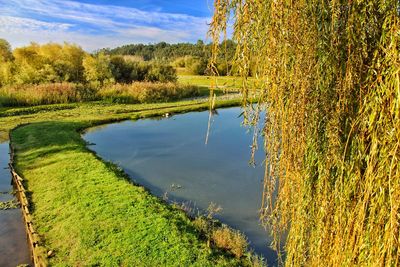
210;0;400;266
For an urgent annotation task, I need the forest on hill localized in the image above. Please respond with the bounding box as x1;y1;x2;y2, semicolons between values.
100;40;237;75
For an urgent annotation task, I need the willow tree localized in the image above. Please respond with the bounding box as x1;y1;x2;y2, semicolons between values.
210;0;399;266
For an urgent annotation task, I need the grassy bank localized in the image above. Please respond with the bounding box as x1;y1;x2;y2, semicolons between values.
2;99;263;266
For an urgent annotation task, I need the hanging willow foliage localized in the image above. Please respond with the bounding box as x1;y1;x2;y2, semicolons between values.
210;0;400;266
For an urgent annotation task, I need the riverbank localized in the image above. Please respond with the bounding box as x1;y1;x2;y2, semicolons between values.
2;99;263;266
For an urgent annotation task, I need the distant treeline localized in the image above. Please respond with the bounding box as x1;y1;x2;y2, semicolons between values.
0;39;177;88
100;40;237;76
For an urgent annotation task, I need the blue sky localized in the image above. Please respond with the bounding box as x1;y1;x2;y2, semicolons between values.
0;0;215;51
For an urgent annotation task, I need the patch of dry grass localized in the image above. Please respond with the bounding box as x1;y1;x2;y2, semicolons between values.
0;83;96;106
212;226;248;258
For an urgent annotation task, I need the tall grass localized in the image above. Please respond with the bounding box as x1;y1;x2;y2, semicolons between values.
0;83;97;106
212;226;248;258
0;82;201;107
98;82;201;103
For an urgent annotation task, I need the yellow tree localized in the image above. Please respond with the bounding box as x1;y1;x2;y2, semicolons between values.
211;1;399;266
0;39;13;62
0;39;14;86
82;53;114;86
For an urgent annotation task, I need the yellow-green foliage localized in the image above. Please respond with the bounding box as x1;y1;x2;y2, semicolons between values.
211;0;399;266
12;42;85;84
0;39;13;62
173;56;208;75
82;53;114;86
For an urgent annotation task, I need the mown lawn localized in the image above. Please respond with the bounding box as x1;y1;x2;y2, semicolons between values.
2;99;261;266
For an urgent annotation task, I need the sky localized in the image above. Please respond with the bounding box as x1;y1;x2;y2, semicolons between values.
0;0;215;51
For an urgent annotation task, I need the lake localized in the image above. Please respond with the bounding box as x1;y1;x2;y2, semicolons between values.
83;107;277;264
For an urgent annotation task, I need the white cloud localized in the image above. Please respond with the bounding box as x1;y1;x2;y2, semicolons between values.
0;16;73;32
0;0;211;50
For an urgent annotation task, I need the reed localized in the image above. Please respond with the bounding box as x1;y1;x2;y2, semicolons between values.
212;226;248;258
0;83;97;106
98;82;201;104
0;82;201;107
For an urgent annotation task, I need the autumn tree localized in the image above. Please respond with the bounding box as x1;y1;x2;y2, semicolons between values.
0;39;13;62
10;42;86;84
82;53;114;86
211;0;400;266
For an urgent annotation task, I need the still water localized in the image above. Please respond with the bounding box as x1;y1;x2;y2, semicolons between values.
0;142;31;267
83;107;277;264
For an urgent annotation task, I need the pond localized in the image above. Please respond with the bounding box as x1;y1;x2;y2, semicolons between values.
0;142;31;267
83;107;278;265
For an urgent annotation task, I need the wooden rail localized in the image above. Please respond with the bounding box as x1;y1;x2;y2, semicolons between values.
9;142;48;267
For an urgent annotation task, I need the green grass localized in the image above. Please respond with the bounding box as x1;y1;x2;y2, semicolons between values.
178;75;244;92
2;98;263;266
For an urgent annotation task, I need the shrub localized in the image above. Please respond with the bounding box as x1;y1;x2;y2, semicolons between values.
130;62;151;82
172;56;209;75
212;226;248;258
109;59;177;83
193;216;211;235
172;57;186;68
187;57;208;75
192;214;250;260
146;64;177;82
